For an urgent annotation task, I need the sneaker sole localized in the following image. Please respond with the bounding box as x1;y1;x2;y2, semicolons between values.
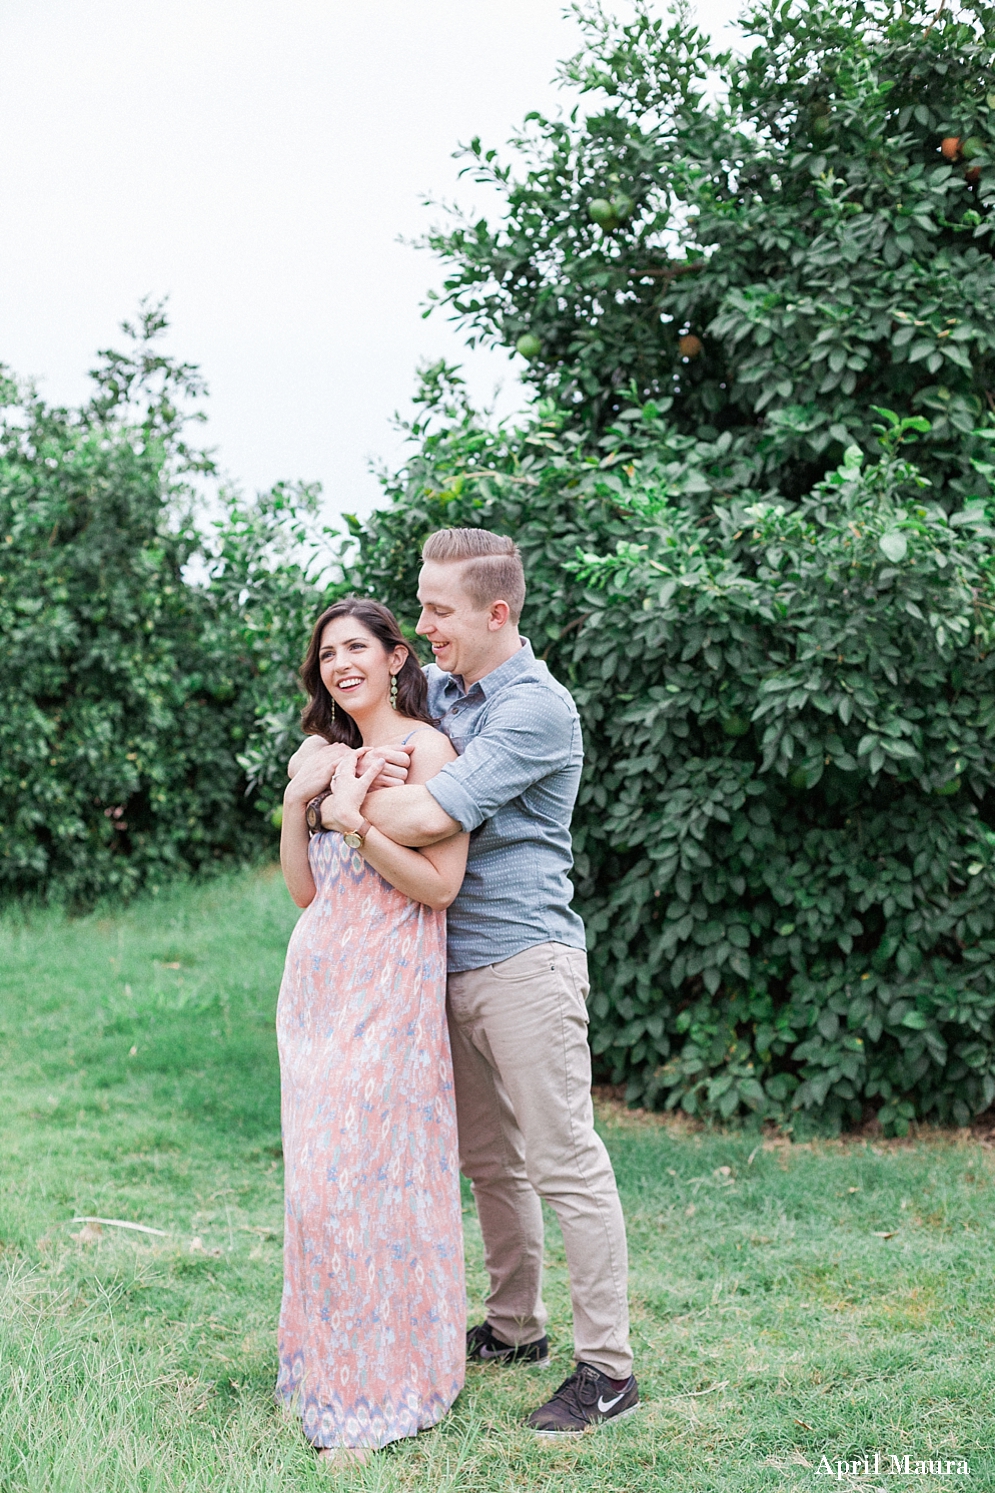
529;1404;641;1436
469;1354;551;1370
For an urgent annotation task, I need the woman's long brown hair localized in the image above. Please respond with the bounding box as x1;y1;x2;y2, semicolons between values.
300;598;435;747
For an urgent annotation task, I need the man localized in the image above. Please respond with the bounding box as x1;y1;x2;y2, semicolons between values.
316;528;637;1434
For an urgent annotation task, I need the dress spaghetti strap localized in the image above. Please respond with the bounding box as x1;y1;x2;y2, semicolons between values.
400;727;434;746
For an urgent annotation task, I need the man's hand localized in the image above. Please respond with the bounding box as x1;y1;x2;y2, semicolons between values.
358;743;412;791
288;737;409;790
288;736;350;780
284;743;344;806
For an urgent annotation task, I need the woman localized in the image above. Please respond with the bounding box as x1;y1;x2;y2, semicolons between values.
275;598;468;1469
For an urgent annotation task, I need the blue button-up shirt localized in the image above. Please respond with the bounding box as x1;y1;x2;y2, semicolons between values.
424;640;586;973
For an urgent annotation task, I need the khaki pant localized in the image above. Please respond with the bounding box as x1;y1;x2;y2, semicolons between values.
447;941;632;1379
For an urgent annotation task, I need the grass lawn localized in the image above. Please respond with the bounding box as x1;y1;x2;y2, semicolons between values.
1;865;992;1492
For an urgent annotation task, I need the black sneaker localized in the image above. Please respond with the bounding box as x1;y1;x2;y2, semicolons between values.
466;1321;550;1367
526;1362;639;1435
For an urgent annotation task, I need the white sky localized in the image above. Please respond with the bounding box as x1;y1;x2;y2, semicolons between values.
0;0;741;525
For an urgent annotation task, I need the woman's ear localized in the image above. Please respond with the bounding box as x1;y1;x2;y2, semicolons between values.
390;644;409;677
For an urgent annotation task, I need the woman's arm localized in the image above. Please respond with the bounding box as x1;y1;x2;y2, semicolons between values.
360;823;468;911
280;742;343;908
322;738;468;911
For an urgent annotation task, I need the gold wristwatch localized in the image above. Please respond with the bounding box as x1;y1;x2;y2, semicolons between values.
343;818;372;850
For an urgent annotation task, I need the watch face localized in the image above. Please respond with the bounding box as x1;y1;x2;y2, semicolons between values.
306;804;320;831
343;832;361;848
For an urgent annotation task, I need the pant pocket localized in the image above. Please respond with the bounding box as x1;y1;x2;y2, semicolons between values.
488;942;560;984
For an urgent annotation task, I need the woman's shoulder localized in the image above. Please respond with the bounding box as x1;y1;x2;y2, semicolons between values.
403;723;457;770
403;722;454;751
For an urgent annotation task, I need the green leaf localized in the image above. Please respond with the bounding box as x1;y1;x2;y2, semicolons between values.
879;532;907;563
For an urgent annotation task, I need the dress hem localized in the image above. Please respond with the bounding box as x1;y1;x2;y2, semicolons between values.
274;1382;462;1451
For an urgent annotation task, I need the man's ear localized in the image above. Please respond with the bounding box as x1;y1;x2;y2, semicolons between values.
487;600;511;631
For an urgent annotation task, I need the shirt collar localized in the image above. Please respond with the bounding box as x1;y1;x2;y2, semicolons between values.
443;637;535;700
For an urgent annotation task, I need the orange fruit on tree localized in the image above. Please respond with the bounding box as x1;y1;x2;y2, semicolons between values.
940;136;961;160
678;333;703;358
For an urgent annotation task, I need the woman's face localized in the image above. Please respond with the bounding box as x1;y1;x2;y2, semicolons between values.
318;616;406;716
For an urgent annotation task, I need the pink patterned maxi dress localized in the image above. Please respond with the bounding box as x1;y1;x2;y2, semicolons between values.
275;830;465;1449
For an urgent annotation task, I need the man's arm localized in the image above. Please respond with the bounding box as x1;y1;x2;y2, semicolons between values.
367;686;577;847
362;784;462;848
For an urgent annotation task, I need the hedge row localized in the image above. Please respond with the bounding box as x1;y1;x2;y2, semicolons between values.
348;387;995;1133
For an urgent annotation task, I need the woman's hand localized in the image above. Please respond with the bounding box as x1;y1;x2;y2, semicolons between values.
320;750;383;834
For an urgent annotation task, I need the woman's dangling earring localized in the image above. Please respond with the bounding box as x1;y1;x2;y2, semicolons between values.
390;672;398;710
330;696;336;720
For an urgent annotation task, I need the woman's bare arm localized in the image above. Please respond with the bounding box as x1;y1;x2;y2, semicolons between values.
280;742;342;908
359;822;468;910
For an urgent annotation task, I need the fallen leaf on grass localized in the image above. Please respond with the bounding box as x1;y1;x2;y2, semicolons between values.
872;1230;897;1239
685;1203;696;1217
70;1222;102;1244
794;1418;813;1430
714;1165;732;1177
190;1237;223;1258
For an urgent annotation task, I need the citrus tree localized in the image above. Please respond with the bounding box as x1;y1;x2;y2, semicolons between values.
351;0;995;1132
428;0;995;504
0;306;337;905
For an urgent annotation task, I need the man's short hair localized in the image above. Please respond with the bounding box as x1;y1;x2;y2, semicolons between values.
422;528;526;623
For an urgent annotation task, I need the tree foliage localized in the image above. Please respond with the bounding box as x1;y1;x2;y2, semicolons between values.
5;0;995;1135
353;0;995;1132
0;305;336;906
428;0;995;502
351;373;995;1132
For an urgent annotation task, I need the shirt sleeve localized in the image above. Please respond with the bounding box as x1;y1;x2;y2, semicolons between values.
425;686;577;832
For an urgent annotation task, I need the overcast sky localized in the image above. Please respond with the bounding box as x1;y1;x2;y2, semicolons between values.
0;0;741;524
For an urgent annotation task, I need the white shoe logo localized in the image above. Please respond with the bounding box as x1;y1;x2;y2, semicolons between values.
597;1391;626;1413
479;1345;509;1358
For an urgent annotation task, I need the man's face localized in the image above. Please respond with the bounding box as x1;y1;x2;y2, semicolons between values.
416;560;502;683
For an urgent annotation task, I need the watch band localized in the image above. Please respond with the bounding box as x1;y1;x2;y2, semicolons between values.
305;790;331;834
